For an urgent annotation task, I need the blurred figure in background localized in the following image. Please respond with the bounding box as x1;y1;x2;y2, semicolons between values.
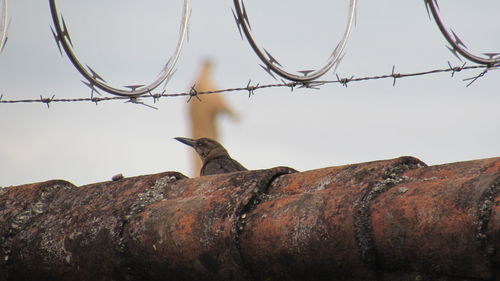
188;59;238;176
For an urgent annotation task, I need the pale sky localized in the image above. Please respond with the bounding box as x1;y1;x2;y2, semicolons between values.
1;0;499;186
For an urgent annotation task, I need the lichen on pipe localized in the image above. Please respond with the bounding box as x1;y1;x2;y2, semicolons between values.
0;157;498;281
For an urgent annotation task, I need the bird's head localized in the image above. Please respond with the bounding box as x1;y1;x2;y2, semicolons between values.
174;137;228;160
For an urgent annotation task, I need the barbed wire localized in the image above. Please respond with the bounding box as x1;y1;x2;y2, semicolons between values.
232;0;357;82
0;62;495;109
0;0;7;52
425;0;500;66
49;0;190;97
3;0;500;97
5;0;496;103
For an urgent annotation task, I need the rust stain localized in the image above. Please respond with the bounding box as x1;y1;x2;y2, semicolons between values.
0;157;498;281
372;158;499;279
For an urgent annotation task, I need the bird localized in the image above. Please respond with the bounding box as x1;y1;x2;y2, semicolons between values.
188;59;238;174
174;137;247;176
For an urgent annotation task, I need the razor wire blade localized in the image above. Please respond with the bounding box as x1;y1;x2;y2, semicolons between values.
232;0;357;82
425;0;500;66
0;0;7;52
49;0;190;97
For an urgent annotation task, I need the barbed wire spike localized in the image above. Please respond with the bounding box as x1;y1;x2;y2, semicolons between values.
335;74;343;86
354;3;358;27
447;61;454;77
246;80;259;97
0;36;7;52
126;97;138;105
146;88;154;102
125;97;158;110
336;74;354;88
311;81;325;89
446;45;463;62
60;15;73;47
86;65;106;82
91;96;100;106
231;8;244;40
463;69;488;87
447;61;466;77
158;57;172;77
391;65;401;86
298;82;309;89
450;29;467;50
298;70;314;77
298;81;322;90
260;64;278;80
186;8;192;43
263;48;282;67
434;0;440;11
279;79;296;93
40;95;55;108
50;26;63;56
0;0;8;53
163;68;177;89
483;53;500;60
124;85;145;92
332;53;346;75
187;84;201;103
241;0;252;31
328;41;342;61
424;0;432;20
150;89;165;103
81;80;102;98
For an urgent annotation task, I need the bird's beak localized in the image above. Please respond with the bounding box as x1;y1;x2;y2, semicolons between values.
174;137;197;147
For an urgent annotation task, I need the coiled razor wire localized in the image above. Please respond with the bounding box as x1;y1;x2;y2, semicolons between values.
232;0;357;82
425;0;500;66
49;0;190;97
0;0;7;52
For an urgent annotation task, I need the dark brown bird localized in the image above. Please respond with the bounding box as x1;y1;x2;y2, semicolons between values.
174;137;247;176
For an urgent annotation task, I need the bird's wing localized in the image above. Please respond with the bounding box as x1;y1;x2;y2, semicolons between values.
201;158;247;176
